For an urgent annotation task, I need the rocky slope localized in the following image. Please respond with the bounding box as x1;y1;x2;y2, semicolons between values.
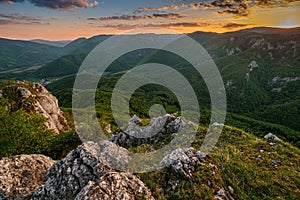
0;114;216;199
0;115;299;199
1;81;69;134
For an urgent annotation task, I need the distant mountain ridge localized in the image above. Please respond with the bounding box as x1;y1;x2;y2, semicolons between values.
238;26;300;35
30;39;71;47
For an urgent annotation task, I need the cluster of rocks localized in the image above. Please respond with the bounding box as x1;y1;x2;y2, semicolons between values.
0;139;236;200
109;114;189;148
1;81;69;134
29;141;152;200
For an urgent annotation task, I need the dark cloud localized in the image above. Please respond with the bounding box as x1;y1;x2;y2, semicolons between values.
217;9;248;17
0;13;48;25
87;13;186;21
134;1;248;17
0;0;98;10
134;0;299;17
222;22;249;29
211;0;249;17
96;22;211;30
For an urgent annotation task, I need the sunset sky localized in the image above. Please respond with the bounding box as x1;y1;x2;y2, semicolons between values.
0;0;299;40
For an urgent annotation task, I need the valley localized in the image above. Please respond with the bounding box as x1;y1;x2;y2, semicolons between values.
1;27;299;145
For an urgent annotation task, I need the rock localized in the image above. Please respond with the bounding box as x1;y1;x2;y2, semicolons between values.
161;147;205;179
212;122;224;127
256;155;263;160
30;141;108;199
109;114;190;148
248;60;259;71
75;172;154;200
228;186;234;195
30;141;132;199
2;81;69;134
0;154;55;199
264;133;281;141
215;188;235;200
128;114;142;125
269;142;276;146
125;114;173;138
166;117;186;133
98;140;131;171
271;160;281;166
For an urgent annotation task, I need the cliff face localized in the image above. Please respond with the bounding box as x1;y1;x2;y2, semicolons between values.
1;81;69;134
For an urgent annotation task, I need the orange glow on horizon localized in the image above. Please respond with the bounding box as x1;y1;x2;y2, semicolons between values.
0;24;265;41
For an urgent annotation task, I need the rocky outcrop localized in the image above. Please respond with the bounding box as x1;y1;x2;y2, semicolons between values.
31;141;114;199
161;147;205;179
2;81;69;134
0;154;55;199
75;173;154;200
109;114;190;148
30;141;152;199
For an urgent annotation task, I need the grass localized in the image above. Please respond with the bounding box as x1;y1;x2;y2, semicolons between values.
137;125;300;200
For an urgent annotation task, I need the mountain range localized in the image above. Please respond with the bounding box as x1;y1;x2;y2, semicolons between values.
0;27;299;147
0;27;299;199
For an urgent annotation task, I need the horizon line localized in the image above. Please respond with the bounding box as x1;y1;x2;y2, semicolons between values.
1;26;299;42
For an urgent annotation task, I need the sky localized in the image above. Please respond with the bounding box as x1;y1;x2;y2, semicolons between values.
0;0;299;40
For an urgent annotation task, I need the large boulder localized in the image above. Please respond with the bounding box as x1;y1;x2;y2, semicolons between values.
30;141;137;199
0;154;55;199
31;141;112;199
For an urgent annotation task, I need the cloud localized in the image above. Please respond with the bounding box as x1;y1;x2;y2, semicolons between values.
0;0;23;4
0;0;98;10
0;13;48;25
222;22;249;29
96;22;211;30
87;13;186;21
134;1;248;17
134;5;180;13
134;0;300;17
211;0;249;17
